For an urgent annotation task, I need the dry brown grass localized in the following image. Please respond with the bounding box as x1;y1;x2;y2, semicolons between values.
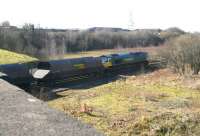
64;46;163;59
48;68;200;135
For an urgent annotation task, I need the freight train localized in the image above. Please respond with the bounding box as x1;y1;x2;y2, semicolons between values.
0;52;148;88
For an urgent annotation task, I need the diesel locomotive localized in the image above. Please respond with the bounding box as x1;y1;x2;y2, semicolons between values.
0;52;148;87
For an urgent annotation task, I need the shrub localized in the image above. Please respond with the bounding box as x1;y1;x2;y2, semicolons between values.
161;34;200;75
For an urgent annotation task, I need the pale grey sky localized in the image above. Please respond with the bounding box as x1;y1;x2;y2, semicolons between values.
0;0;199;32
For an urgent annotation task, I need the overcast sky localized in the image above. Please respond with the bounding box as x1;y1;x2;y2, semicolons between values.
0;0;199;32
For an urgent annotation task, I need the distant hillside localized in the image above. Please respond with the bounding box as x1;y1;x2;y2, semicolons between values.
0;49;36;64
0;23;185;59
87;27;130;32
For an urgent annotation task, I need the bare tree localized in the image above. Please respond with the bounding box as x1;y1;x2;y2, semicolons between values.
161;34;200;75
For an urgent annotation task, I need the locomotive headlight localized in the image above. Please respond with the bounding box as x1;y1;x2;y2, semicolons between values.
32;69;50;79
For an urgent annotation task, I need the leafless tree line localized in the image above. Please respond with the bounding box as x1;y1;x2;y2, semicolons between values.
160;34;200;75
0;22;185;60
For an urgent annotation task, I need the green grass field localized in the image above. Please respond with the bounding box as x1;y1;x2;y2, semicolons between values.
0;49;36;64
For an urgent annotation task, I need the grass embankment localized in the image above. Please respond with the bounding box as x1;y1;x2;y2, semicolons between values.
0;49;36;64
48;69;200;136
